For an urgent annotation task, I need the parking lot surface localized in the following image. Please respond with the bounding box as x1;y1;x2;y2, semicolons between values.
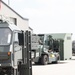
32;56;75;75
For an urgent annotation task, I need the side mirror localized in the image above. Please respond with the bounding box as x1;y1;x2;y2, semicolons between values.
18;32;24;45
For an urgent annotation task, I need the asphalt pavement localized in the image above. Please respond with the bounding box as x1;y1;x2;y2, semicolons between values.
32;56;75;75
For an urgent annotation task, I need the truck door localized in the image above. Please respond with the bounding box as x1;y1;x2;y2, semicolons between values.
13;31;22;67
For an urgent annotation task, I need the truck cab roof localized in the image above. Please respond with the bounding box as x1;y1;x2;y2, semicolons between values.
0;21;21;31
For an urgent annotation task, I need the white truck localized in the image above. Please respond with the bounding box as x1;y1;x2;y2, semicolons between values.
0;16;32;75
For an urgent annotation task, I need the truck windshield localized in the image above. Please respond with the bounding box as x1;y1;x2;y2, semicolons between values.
0;28;12;45
38;35;44;45
44;35;53;49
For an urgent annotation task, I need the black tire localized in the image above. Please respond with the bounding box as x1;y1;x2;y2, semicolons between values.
41;55;48;65
7;70;11;75
52;61;58;64
0;72;4;75
35;62;39;65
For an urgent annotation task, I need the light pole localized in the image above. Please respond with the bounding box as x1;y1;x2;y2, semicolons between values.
8;0;10;5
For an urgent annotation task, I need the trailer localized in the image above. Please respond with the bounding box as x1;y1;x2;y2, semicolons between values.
0;15;32;75
31;34;59;65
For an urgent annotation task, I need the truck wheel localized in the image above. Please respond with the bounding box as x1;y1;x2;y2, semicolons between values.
41;55;48;65
35;62;39;65
7;70;11;75
0;72;4;75
53;61;58;64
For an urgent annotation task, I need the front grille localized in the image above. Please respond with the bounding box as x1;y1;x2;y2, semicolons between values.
0;52;11;63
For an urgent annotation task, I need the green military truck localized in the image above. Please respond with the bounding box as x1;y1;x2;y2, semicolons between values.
31;34;59;65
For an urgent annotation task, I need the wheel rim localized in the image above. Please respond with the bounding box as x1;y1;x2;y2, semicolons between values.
44;55;48;64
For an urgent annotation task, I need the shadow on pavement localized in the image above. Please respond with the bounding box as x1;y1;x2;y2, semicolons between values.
32;61;68;66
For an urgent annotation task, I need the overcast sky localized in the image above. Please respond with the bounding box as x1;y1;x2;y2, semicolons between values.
3;0;75;40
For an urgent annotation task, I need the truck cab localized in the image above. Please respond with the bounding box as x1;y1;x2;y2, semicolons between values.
0;19;32;75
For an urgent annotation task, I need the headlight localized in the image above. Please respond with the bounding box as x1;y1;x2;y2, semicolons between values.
7;52;11;56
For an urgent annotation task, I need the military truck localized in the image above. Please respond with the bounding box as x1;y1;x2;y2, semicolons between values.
31;34;59;65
